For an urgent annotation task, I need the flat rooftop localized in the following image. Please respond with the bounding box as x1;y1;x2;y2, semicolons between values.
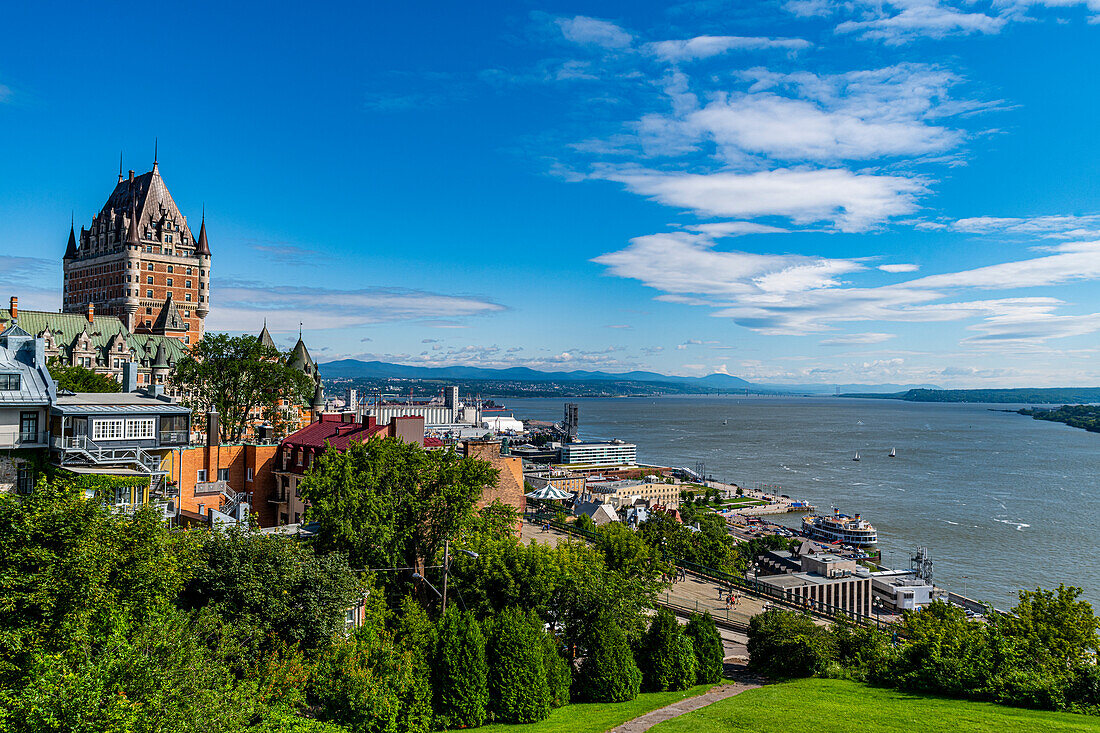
53;392;191;415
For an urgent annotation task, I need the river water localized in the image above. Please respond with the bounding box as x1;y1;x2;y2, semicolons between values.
504;395;1100;610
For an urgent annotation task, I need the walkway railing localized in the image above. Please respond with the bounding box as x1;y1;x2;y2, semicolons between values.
525;513;887;629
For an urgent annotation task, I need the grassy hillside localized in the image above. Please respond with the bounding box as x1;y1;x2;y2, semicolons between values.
651;679;1100;733
446;683;719;733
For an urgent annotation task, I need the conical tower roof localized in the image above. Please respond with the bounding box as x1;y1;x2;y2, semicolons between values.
310;382;325;409
126;194;141;246
64;220;78;259
287;336;317;377
195;210;210;256
258;322;276;349
152;341;170;369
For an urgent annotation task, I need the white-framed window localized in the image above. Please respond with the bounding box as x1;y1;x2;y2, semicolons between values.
246;467;254;482
92;419;125;441
125;418;156;439
197;469;207;482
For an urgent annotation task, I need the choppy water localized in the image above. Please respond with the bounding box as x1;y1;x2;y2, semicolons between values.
506;395;1100;610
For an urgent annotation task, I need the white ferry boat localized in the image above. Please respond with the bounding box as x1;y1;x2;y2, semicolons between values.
802;509;878;547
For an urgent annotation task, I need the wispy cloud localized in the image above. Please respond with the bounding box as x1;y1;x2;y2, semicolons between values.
821;332;898;345
646;35;811;62
599;168;925;232
208;279;505;333
556;16;633;49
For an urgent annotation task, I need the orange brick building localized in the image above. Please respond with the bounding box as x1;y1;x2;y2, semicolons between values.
464;440;527;530
172;440;279;526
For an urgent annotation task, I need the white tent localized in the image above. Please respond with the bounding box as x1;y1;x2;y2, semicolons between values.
525;485;573;501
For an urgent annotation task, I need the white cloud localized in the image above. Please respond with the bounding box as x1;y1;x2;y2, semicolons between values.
208;280;504;333
647;35;811;62
601;168;925;232
684;222;790;236
821;332;898;345
835;1;1006;44
879;263;920;272
594;229;1100;342
557;16;633;49
928;214;1100;239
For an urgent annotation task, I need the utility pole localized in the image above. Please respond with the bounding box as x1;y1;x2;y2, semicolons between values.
441;539;450;613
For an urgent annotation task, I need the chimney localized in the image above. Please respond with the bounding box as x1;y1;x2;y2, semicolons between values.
9;296;16;320
206;408;220;448
86;302;94;323
121;361;138;392
128;170;134;182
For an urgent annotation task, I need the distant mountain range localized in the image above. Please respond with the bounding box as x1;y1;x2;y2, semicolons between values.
318;359;938;395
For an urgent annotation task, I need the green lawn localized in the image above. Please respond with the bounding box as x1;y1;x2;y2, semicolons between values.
650;678;1100;733
453;683;719;733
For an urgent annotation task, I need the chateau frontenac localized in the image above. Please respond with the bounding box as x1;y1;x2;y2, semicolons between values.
62;157;210;344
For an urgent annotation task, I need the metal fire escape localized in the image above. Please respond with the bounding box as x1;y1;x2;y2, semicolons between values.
53;435;176;517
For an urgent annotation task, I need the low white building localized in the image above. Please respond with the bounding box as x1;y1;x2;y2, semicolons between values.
560;439;636;466
871;570;946;612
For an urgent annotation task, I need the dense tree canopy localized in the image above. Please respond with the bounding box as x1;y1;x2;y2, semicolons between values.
171;333;314;442
48;362;122;393
299;437;498;593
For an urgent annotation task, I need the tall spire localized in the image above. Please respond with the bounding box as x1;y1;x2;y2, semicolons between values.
118;150;123;183
126;192;141;246
195;206;210;256
64;214;78;259
153;137;158;170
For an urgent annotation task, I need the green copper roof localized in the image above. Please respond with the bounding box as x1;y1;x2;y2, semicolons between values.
0;308;187;368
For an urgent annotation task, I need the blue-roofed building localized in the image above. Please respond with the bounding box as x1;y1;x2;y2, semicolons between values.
0;321;56;495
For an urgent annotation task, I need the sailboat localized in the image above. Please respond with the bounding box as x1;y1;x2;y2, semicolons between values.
889;447;896;458
852;451;860;462
722;419;728;425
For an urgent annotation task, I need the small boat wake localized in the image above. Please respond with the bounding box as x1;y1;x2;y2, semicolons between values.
994;518;1030;531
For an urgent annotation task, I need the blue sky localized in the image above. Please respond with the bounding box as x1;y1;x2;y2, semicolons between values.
3;1;1100;387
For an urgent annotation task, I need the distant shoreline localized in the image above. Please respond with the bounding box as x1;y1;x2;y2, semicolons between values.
841;387;1100;404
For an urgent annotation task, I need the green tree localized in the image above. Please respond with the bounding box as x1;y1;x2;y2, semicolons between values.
170;333;314;442
486;607;551;723
891;601;990;695
47;362;121;393
574;513;596;534
178;526;365;664
747;608;836;680
433;607;488;729
300;438;498;591
309;626;426;733
639;608;694;692
574;611;641;703
392;597;434;733
0;611;263;733
0;479;195;678
995;585;1100;668
541;632;572;709
684;612;724;684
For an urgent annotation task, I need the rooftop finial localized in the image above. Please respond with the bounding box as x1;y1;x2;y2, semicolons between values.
299;322;303;339
153;138;158;169
118;150;123;182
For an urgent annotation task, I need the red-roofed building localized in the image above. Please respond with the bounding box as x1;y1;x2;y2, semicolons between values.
265;413;425;525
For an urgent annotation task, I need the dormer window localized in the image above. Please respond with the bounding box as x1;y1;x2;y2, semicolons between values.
0;373;20;390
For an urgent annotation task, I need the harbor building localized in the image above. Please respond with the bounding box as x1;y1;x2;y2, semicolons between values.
756;558;873;618
63;158;210;344
584;478;680;509
523;468;585;495
560;439;637;467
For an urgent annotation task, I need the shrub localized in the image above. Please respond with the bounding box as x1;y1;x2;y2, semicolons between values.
541;632;572;708
639;609;692;692
671;634;697;691
574;611;641;703
309;627;426;733
684;612;724;684
747;609;836;679
485;607;550;723
575;514;596;533
432;607;488;729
